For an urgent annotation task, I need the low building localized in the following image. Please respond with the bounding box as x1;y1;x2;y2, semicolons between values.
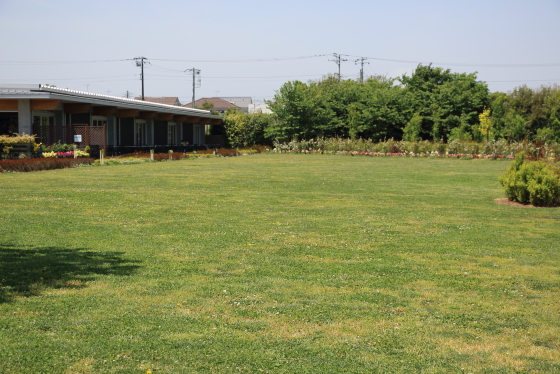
248;103;272;114
0;84;225;154
219;97;252;113
183;98;236;114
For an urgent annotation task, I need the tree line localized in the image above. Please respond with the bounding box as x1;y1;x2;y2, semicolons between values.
222;64;560;148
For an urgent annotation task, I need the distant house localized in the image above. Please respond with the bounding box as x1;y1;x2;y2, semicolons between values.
135;97;182;106
219;97;252;113
248;103;272;114
183;98;237;114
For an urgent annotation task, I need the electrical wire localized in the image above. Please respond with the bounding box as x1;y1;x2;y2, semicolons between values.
345;55;560;68
150;54;330;63
0;59;132;65
1;53;559;68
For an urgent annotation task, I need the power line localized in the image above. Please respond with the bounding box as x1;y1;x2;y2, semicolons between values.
0;74;137;81
1;54;559;68
485;78;560;83
0;59;131;65
150;54;330;63
345;54;560;68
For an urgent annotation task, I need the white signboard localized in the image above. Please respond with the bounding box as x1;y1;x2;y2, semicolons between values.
74;135;82;142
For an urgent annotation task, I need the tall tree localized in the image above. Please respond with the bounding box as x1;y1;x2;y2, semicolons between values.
400;64;489;141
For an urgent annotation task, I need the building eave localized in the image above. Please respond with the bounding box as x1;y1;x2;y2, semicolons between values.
0;84;222;120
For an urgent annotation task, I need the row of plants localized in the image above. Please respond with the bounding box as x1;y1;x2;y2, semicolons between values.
43;150;90;158
286;149;516;160
0;146;274;172
272;138;560;160
0;158;94;173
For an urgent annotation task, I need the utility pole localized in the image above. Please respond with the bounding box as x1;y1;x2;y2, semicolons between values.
329;53;348;82
134;57;148;100
355;57;369;83
185;68;201;108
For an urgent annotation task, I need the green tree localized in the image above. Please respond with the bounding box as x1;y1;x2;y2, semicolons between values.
489;91;509;139
402;112;423;141
478;108;493;142
502;111;527;141
400;64;489;141
223;109;273;148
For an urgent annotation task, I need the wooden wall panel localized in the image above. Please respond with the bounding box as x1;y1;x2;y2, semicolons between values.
173;115;188;123
64;103;92;113
30;99;61;111
0;99;18;111
116;109;139;118
92;106;117;116
156;113;173;121
138;111;157;119
186;116;200;123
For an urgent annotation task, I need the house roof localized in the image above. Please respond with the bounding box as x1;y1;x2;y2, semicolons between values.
183;97;237;109
0;84;222;120
135;97;181;106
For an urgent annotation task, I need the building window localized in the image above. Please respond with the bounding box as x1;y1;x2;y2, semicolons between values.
168;123;177;145
193;125;201;145
92;117;107;127
135;120;147;146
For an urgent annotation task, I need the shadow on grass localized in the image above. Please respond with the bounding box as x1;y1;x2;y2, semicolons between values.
0;243;140;303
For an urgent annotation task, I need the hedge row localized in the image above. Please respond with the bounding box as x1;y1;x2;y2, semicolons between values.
273;138;560;159
0;158;94;173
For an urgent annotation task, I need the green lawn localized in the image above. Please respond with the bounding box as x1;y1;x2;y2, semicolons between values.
1;154;559;373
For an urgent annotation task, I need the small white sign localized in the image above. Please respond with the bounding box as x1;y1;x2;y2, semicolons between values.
74;135;82;142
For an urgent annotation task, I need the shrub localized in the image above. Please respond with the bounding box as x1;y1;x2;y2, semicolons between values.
499;152;560;206
0;158;94;173
0;133;36;147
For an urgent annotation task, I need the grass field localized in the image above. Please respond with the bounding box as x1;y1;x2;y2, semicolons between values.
1;154;559;373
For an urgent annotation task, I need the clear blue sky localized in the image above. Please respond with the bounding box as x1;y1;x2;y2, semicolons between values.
1;0;559;104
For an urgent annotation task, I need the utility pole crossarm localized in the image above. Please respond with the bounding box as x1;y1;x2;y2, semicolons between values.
355;57;369;83
329;53;348;82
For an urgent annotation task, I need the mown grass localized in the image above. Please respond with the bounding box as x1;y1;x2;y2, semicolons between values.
0;154;559;373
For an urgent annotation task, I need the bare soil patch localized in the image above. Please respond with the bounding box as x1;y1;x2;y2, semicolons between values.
494;198;560;208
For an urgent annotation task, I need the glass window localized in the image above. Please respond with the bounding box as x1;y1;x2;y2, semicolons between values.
168;123;177;145
135;121;147;145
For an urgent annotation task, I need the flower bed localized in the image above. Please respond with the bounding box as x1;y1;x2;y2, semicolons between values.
110;152;187;161
273;138;560;160
0;158;94;173
43;150;90;158
282;149;520;160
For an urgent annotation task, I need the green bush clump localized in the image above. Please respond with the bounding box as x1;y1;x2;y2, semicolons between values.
499;152;560;206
